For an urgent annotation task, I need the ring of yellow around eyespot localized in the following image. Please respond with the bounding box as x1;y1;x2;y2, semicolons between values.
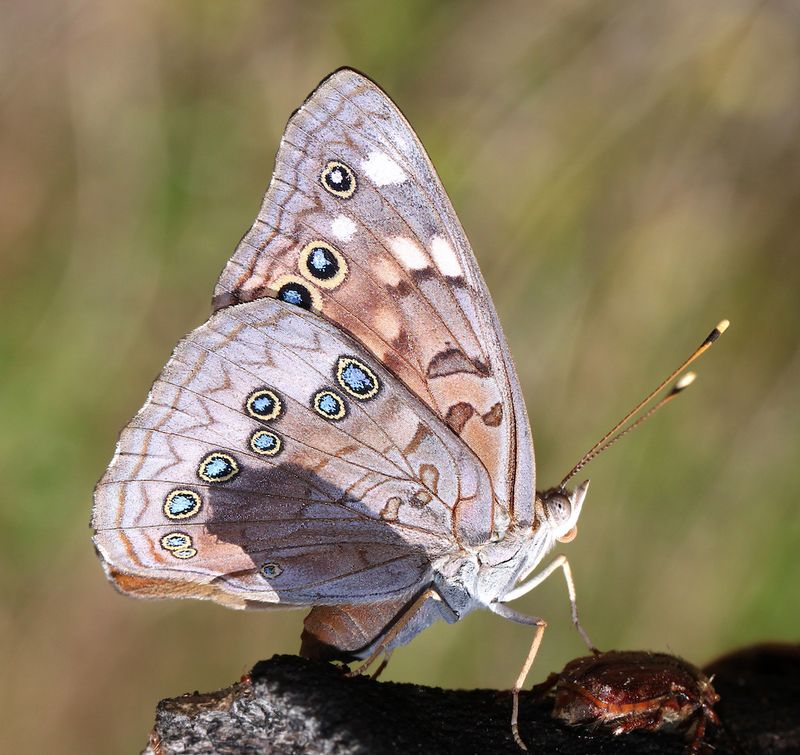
271;274;322;311
163;489;202;520
335;356;380;400
160;532;192;551
197;452;239;483
171;547;198;560
299;241;348;289
246;389;282;421
260;562;283;578
250;429;282;456
313;389;347;420
321;160;356;198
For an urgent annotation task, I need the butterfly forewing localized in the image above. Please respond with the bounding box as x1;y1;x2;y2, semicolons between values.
93;297;495;606
214;69;535;527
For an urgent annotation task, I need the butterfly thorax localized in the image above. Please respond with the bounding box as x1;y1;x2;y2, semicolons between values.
480;526;556;606
428;520;544;614
448;481;590;609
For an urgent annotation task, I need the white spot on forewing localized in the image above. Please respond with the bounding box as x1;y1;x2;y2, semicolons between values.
430;236;463;278
393;133;411;153
389;237;429;270
362;151;407;186
374;307;402;341
374;260;403;287
331;215;356;242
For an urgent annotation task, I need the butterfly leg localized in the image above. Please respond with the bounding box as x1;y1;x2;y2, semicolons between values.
369;655;390;681
346;586;457;678
489;602;547;752
501;554;596;653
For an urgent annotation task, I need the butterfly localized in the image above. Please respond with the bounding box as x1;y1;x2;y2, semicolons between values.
92;67;726;750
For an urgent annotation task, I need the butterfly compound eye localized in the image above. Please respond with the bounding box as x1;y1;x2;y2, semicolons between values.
321;160;356;198
545;492;571;525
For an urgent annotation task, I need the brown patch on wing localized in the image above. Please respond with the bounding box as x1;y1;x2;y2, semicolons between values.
482;402;503;427
109;569;247;608
427;348;492;379
445;402;475;434
404;423;431;455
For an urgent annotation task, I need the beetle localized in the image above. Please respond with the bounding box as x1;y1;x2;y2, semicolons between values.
538;650;720;752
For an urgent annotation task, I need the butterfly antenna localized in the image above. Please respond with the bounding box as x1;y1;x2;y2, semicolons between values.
559;319;729;488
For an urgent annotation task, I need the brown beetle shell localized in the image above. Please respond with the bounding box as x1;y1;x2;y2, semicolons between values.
543;651;720;750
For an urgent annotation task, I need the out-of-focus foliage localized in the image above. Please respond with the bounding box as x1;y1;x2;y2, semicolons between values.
1;2;798;752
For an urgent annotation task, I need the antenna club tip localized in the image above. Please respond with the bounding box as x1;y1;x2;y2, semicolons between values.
705;319;730;345
674;372;696;391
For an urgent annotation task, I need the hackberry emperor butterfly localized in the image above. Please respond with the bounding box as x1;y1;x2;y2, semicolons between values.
92;68;726;750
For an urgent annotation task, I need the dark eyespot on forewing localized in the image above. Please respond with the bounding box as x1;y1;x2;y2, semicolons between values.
321;161;356;198
299;241;348;289
278;281;313;309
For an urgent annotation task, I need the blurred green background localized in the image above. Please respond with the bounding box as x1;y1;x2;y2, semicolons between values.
2;1;799;752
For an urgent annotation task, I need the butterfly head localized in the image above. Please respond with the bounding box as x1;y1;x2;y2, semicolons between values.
537;480;589;544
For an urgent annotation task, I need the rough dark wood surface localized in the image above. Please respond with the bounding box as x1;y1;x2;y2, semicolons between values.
144;644;800;754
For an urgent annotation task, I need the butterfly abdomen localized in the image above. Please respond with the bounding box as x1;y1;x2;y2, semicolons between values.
300;598;413;661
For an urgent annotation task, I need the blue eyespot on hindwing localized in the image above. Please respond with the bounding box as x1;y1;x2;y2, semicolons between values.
163;489;202;520
299;241;347;289
246;388;282;421
160;531;197;559
170;547;198;560
321;160;356;198
260;562;283;579
250;429;282;456
336;356;380;400
198;452;239;483
312;389;347;421
160;532;191;550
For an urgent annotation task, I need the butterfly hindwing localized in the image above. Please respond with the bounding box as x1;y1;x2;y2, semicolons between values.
214;68;535;527
92;297;494;607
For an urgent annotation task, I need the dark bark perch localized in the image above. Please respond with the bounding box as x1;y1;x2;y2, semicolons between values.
144;644;800;754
